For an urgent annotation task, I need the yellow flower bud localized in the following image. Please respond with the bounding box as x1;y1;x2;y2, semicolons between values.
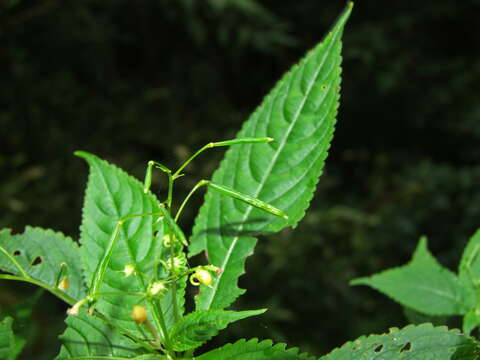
131;305;148;324
57;277;70;291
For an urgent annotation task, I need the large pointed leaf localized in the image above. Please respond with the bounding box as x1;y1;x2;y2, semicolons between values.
351;237;474;316
0;227;86;301
55;313;145;359
169;309;265;351
319;323;479;360
189;3;352;311
76;151;184;335
0;317;24;360
196;338;314;360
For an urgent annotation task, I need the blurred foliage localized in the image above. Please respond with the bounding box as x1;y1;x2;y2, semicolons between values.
1;0;480;358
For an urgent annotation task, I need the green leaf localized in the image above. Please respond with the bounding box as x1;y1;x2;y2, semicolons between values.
319;323;479;360
189;3;352;311
459;228;480;290
55;314;145;360
169;309;266;351
351;237;474;316
131;356;168;360
0;227;86;301
463;309;480;335
0;289;43;357
0;317;24;360
76;151;184;335
196;338;314;360
458;229;480;335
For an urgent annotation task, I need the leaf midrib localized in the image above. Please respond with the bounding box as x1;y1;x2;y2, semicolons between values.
204;29;341;310
413;283;465;308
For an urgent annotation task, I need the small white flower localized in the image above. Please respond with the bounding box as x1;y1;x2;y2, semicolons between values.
67;302;81;316
148;281;166;296
123;264;135;277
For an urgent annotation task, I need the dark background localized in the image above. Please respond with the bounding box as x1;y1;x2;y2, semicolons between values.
1;0;480;358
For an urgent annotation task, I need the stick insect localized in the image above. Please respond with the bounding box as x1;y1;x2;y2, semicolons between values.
67;137;288;357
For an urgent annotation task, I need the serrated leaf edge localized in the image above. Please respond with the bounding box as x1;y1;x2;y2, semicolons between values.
320;323;476;359
189;4;350;312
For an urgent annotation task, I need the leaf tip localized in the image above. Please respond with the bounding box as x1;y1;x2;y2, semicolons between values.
74;150;93;160
349;277;367;286
336;0;354;27
267;137;274;142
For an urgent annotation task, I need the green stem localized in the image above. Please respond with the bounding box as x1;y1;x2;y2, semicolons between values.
162;268;196;282
94;291;145;298
0;245;29;278
0;274;76;305
0;273;157;352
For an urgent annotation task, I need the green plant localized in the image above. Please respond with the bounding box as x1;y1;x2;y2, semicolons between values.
352;230;480;334
1;2;479;360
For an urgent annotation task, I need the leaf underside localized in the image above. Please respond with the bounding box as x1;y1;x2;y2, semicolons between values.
189;3;352;311
351;237;474;316
319;323;479;360
0;227;86;301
